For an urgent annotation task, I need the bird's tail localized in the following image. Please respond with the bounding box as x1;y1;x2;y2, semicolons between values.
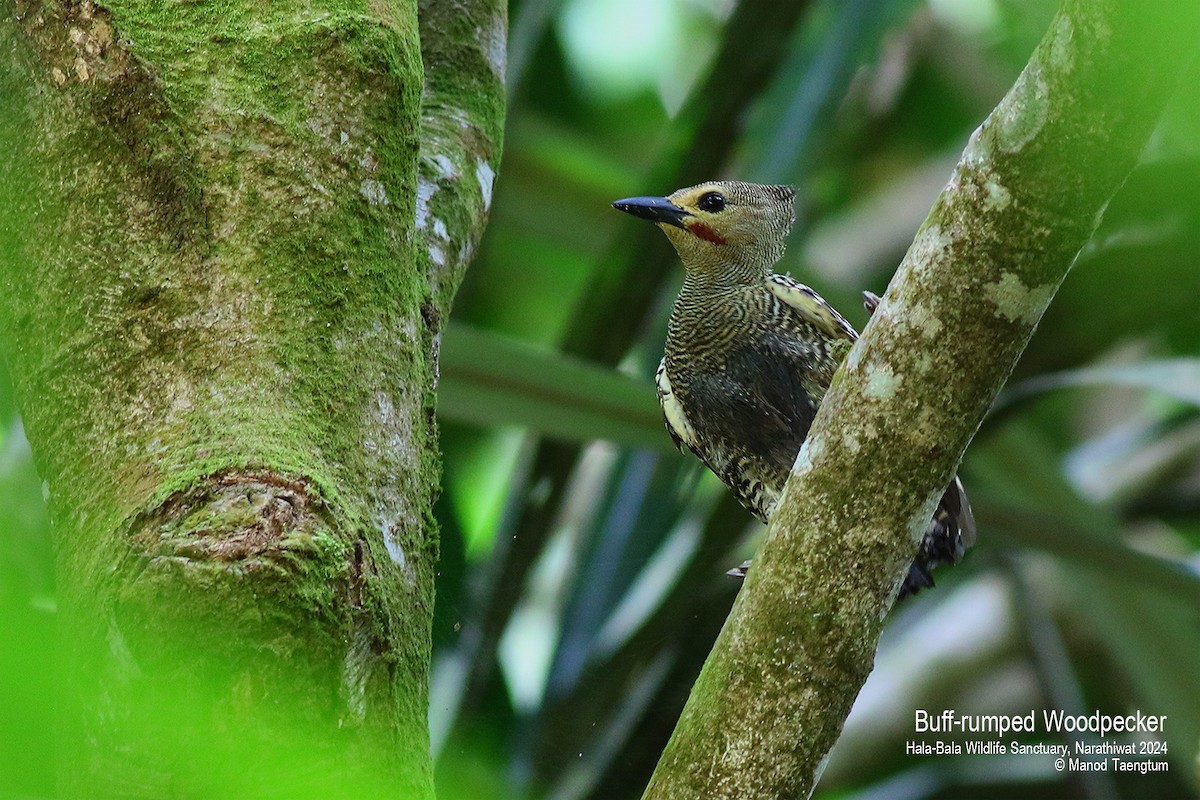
899;476;976;599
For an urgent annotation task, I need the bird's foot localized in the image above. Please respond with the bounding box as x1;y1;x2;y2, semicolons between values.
726;559;752;579
862;291;882;315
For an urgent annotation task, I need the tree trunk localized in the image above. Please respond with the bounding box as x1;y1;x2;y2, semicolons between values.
0;0;504;796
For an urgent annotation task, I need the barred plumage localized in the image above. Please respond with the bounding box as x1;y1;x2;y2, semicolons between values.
614;180;975;598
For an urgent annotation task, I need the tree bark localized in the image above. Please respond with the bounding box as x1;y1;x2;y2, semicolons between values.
641;2;1200;798
0;0;503;797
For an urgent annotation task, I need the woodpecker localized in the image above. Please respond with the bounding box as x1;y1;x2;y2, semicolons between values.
612;180;974;598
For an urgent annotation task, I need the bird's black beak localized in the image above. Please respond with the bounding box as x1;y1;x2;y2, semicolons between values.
611;196;691;229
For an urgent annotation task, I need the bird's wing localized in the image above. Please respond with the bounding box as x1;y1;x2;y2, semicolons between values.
942;475;977;548
655;358;699;455
660;350;805;476
675;341;818;479
766;274;858;341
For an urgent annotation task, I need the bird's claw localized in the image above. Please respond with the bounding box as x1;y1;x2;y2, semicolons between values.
726;560;752;579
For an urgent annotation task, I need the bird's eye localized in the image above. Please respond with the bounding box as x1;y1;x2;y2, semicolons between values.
697;192;726;213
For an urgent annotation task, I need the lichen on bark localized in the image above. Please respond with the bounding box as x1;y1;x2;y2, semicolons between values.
0;0;504;796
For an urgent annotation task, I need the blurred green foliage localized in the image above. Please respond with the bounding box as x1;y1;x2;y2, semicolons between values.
3;0;1200;798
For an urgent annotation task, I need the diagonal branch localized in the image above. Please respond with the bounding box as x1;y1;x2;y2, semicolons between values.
640;2;1200;798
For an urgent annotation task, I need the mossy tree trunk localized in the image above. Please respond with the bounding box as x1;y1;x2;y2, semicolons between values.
0;0;503;797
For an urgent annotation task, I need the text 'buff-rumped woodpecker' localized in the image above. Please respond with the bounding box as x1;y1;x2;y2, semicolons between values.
613;180;974;598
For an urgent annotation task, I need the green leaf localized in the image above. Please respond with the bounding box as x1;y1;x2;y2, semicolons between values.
994;359;1200;416
437;323;672;453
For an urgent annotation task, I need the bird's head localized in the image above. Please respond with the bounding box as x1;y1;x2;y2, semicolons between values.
612;181;796;278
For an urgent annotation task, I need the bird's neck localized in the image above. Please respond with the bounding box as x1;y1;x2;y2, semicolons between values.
677;256;768;299
669;258;770;360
